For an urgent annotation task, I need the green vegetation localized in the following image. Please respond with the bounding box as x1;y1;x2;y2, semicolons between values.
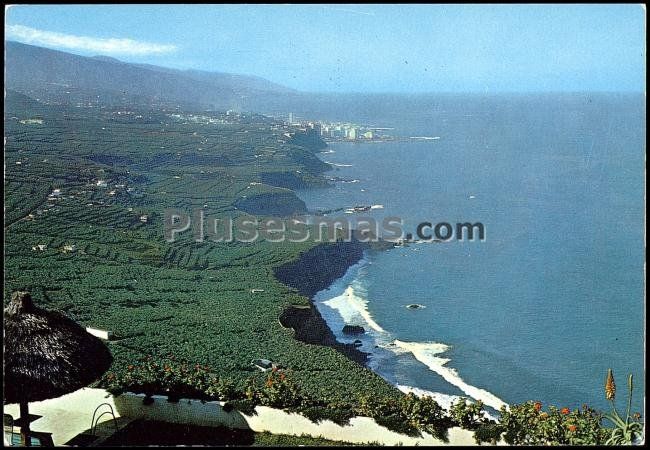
602;370;644;445
4;93;643;445
102;356;473;440
104;356;644;445
252;432;363;447
4;95;399;409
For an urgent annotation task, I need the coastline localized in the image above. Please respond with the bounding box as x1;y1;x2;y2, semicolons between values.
269;139;402;390
274;240;375;366
274;141;509;416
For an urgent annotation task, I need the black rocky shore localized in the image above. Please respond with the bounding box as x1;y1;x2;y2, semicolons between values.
274;237;393;365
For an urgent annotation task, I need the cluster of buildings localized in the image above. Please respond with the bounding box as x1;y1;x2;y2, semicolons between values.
168;113;229;125
318;123;374;140
285;113;390;142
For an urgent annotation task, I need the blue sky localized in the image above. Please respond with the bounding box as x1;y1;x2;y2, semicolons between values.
5;4;646;93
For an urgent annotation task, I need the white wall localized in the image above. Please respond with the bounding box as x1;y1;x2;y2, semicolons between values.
114;392;478;446
5;388;480;446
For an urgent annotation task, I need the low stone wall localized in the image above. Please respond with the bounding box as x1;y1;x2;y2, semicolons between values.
6;388;479;446
114;392;478;445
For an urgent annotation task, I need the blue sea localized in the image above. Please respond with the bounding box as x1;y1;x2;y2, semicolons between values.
295;93;645;414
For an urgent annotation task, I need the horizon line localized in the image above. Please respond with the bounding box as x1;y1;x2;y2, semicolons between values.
6;40;646;97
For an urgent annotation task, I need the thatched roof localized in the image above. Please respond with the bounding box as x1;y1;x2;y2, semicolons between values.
4;292;113;404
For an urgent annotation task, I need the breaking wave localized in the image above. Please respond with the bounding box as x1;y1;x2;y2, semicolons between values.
313;256;508;414
323;285;386;333
393;340;508;411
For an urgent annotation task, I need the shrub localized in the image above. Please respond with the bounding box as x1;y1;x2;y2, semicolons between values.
357;393;449;439
499;401;607;445
101;355;214;401
293;404;355;426
206;378;239;401
449;398;487;429
257;368;303;408
400;393;449;441
473;422;503;445
357;395;419;436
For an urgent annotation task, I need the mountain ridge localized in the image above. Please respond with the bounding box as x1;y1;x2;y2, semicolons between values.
5;41;302;111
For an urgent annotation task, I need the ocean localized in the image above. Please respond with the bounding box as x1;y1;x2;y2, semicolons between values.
295;93;645;414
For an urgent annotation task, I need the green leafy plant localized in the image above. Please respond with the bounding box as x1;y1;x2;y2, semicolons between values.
258;368;303;408
603;370;644;445
449;398;487;430
499;400;608;445
473;422;503;445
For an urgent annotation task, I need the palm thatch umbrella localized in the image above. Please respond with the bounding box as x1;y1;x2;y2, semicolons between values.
4;291;113;446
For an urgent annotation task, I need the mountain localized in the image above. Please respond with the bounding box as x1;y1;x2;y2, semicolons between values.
4;41;304;112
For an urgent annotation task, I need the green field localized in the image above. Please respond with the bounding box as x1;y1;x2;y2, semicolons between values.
4;92;400;404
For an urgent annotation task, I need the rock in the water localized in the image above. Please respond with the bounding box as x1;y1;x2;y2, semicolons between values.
342;324;366;335
406;304;425;310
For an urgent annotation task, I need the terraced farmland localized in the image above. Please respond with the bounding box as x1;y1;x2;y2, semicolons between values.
4;92;400;404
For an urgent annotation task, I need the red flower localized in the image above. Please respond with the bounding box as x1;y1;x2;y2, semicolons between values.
568;425;577;432
534;402;542;411
561;407;570;415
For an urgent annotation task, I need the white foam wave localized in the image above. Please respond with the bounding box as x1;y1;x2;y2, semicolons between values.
396;384;463;411
397;385;499;420
314;262;507;415
412;239;445;244
341;179;360;184
370;204;384;209
393;340;508;411
324;161;353;167
323;286;386;333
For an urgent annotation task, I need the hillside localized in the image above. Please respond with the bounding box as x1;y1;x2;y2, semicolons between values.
5;41;304;111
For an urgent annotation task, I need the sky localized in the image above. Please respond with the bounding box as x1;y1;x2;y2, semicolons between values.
5;4;646;93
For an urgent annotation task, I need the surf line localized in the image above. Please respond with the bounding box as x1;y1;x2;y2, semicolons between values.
394;340;509;411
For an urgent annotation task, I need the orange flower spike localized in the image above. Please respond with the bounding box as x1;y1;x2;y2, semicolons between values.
568;425;577;432
605;368;616;401
534;401;542;411
561;407;570;415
